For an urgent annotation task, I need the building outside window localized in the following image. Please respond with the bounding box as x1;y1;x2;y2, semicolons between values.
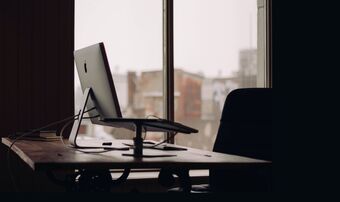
75;0;269;151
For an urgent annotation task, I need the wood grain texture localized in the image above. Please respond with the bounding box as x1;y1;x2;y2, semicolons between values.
2;138;271;171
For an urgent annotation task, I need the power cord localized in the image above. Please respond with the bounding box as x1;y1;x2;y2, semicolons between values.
7;107;96;191
7;114;79;191
145;132;178;148
8;107;96;140
59;115;116;154
143;114;162;141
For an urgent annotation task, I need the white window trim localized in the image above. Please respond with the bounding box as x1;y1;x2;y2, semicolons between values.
257;0;272;87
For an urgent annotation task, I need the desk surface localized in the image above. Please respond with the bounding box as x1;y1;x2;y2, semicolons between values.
2;138;270;171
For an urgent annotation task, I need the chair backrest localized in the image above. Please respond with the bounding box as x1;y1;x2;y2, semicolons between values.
213;88;272;161
210;88;272;191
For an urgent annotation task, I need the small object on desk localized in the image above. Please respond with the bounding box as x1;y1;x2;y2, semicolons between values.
10;130;59;141
150;144;187;151
142;140;156;145
11;130;57;138
69;139;130;150
161;145;187;151
37;130;58;138
102;142;112;146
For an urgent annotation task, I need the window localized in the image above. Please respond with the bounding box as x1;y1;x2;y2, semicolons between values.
75;0;164;141
173;0;266;150
75;0;270;150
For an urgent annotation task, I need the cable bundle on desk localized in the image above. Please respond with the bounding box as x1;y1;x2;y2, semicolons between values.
6;107;97;191
143;114;178;148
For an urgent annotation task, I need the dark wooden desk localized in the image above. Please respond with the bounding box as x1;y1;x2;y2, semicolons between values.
2;138;271;192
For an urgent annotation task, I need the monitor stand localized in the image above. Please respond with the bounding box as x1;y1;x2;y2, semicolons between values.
69;87;91;148
69;87;162;158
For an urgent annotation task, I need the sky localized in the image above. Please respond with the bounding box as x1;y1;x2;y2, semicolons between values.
75;0;257;79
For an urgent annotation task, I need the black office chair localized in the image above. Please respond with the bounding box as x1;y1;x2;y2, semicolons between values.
167;88;272;192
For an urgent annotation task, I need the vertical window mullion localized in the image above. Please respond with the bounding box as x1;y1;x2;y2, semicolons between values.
267;0;272;87
163;0;175;143
258;0;272;88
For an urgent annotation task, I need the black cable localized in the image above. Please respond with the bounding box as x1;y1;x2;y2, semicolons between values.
7;107;96;139
120;132;178;149
59;116;116;154
58;114;100;142
144;114;177;148
7;114;79;191
144;132;178;148
84;107;96;113
58;115;130;185
59;119;77;148
143;114;162;141
6;107;97;191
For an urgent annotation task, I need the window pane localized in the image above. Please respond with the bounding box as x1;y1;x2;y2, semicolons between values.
75;0;163;141
174;0;261;150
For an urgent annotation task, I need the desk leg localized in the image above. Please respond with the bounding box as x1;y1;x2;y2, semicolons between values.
76;169;113;192
158;168;192;192
177;168;192;193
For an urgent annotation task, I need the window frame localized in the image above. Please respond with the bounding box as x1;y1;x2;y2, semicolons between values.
257;0;272;88
163;0;272;145
267;0;272;87
163;0;175;143
74;0;271;144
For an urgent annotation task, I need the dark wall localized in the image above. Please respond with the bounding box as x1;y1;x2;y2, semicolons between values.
0;0;74;191
0;0;74;136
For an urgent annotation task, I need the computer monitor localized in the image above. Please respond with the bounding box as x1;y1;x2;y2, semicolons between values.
69;42;133;150
74;42;122;125
70;42;197;156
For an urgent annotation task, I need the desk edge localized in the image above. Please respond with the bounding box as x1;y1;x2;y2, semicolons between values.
1;138;36;170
